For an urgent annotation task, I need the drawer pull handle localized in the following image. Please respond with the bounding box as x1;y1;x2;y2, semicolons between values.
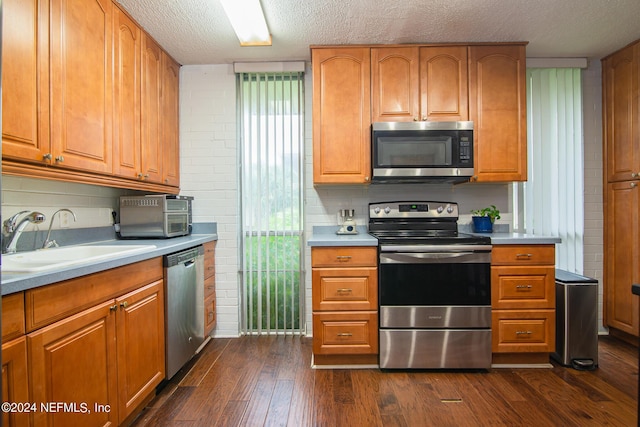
337;333;353;337
516;253;533;259
336;256;352;261
337;288;353;294
515;330;533;336
515;284;533;289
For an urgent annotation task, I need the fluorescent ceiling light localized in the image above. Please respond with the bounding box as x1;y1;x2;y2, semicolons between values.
220;0;272;46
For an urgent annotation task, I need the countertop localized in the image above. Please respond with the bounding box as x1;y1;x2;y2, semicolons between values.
2;227;218;296
308;226;561;247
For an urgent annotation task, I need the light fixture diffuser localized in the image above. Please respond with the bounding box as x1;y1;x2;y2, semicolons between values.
220;0;272;46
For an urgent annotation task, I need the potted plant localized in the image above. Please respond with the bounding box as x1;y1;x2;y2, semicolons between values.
471;205;501;233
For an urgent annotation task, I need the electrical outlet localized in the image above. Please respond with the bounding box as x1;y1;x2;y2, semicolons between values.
60;211;71;228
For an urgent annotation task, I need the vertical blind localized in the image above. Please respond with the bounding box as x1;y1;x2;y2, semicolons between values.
238;71;305;335
523;68;584;272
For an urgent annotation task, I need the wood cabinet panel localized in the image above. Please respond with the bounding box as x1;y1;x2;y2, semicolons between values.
113;5;142;180
25;257;162;332
312;311;378;355
312;47;371;184
469;44;527;182
28;299;118;427
491;244;555;266
1;0;49;163
161;53;181;187
312;268;377;311
204;293;217;337
2;293;25;342
603;42;640;183
491;266;555;309
116;280;165;423
141;34;163;184
2;337;30;427
311;246;377;268
492;310;555;353
419;46;468;121
204;241;216;279
49;0;113;173
371;47;420;122
605;181;640;335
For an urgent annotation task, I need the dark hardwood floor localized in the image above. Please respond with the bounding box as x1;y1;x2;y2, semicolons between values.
130;335;638;426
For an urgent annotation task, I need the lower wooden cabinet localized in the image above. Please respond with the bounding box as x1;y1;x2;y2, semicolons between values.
311;246;378;365
491;244;556;363
2;337;29;427
203;241;216;336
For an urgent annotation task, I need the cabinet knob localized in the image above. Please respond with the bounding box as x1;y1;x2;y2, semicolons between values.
43;153;53;161
120;301;128;309
632;172;637;178
364;176;370;182
55;155;64;163
413;117;419;121
109;304;118;312
632;182;638;188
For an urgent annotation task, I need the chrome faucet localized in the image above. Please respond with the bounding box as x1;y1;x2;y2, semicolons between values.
42;209;77;249
2;211;47;254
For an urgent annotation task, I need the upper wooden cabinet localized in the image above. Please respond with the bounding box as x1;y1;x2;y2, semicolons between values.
113;5;142;180
312;47;372;184
371;46;468;122
162;53;181;187
2;0;113;174
2;0;180;192
469;44;527;182
602;42;640;183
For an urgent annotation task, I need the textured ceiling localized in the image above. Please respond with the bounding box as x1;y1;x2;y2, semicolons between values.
115;0;640;65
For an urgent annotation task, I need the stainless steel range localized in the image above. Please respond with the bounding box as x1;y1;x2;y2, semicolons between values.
368;201;492;369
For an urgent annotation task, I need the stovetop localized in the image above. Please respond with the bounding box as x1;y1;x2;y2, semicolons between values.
368;201;491;246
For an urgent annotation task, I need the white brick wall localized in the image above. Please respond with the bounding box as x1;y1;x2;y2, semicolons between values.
581;61;606;333
180;64;240;338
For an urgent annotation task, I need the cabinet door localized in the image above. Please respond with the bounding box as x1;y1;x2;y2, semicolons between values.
49;0;113;173
2;337;29;427
161;53;181;187
605;181;640;335
420;46;468;121
469;44;527;182
28;300;118;427
115;280;165;424
371;47;420;122
141;34;163;183
603;43;640;183
312;48;371;184
113;6;142;180
2;0;49;163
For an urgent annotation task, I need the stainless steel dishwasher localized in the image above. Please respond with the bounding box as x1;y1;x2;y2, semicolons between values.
164;246;205;379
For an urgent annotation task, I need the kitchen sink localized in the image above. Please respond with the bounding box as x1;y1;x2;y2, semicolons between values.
1;244;157;273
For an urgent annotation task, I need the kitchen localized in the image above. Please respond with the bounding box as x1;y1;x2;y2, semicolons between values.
2;0;640;425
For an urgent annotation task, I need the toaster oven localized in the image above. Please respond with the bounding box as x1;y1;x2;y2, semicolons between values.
119;195;193;238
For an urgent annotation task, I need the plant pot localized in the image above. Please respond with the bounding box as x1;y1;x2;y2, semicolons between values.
472;216;493;233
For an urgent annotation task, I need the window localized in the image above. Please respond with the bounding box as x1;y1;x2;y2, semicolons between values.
237;71;305;334
514;68;584;272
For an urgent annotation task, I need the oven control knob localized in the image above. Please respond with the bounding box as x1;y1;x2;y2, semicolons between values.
437;206;444;213
374;207;381;214
447;206;454;214
384;207;391;214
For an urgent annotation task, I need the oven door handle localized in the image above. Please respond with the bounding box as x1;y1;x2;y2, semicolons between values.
380;244;492;253
380;251;491;264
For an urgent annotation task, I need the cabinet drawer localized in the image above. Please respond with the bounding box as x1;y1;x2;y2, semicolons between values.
312;247;377;268
492;245;555;266
312;312;378;355
2;292;25;342
26;257;162;332
204;292;216;336
204;275;216;299
203;241;216;279
312;268;377;311
491;266;555;309
492;310;555;353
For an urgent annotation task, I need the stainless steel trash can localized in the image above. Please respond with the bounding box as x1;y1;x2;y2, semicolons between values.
551;269;598;370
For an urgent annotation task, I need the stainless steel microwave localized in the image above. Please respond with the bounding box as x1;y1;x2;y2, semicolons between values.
371;121;474;183
119;195;193;238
